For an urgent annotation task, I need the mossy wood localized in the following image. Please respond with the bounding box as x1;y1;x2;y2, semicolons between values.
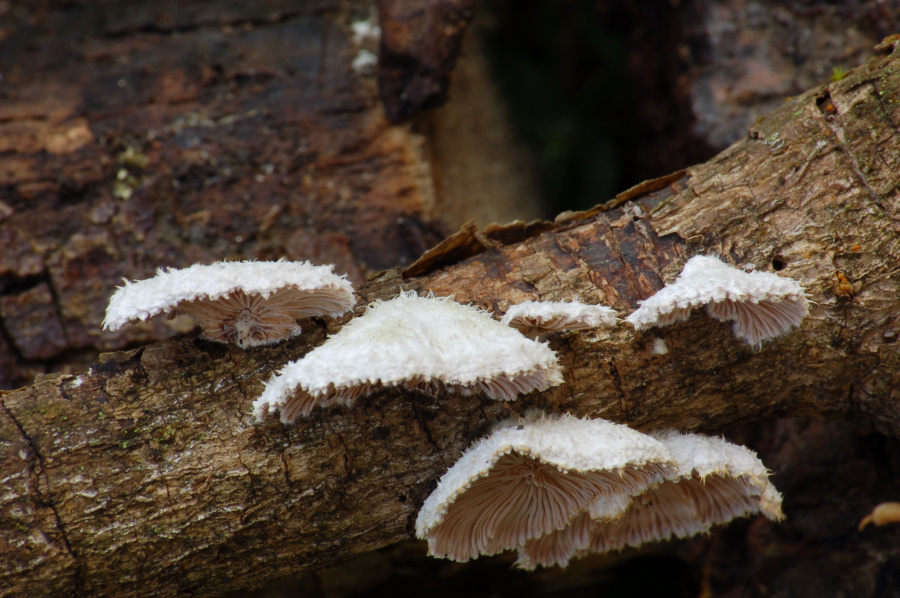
2;16;900;598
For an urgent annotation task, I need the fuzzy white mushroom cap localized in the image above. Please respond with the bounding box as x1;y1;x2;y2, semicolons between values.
625;255;808;346
253;291;564;422
501;301;618;336
415;415;676;562
516;430;783;569
103;260;356;348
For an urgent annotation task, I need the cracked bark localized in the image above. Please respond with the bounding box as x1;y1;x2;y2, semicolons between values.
2;37;900;596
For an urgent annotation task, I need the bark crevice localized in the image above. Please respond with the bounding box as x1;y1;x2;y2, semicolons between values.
1;395;82;594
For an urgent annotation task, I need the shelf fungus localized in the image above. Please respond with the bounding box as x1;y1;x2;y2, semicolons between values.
500;300;618;337
253;290;564;422
625;255;808;346
414;415;676;562
103;260;356;348
515;431;784;569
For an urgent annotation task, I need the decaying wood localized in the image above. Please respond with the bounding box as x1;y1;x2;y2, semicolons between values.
0;0;448;382
0;0;543;393
2;35;899;596
414;30;544;229
376;0;475;122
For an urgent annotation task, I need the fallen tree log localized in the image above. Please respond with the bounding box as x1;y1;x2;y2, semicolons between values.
2;22;900;598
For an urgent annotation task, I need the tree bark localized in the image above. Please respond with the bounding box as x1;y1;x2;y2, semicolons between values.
2;31;900;595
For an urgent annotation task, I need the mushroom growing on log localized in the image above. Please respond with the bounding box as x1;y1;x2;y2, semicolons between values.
253;290;563;422
103;260;356;349
415;415;675;562
1;7;900;597
515;430;783;570
625;255;809;347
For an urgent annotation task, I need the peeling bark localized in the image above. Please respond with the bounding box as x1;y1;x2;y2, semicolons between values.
1;38;900;595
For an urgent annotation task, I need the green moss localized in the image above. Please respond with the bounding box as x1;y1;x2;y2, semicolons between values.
830;66;849;82
155;426;177;444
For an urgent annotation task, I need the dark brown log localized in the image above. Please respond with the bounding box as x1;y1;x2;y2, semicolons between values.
376;0;475;121
2;34;900;595
596;0;900;178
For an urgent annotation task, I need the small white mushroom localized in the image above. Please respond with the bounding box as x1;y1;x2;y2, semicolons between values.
625;255;808;346
516;430;783;569
500;300;618;337
253;291;564;422
415;415;676;562
351;49;378;74
103;260;356;349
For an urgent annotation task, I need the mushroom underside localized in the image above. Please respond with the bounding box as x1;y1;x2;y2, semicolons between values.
175;287;351;348
586;474;765;553
506;315;595;334
518;473;773;570
515;511;596;570
276;369;562;422
633;297;805;345
705;297;807;345
424;452;670;562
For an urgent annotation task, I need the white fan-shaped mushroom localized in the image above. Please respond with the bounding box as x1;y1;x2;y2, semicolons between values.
103;260;356;349
253;291;564;422
415;415;675;562
584;431;783;553
501;301;618;337
625;256;808;346
515;430;783;569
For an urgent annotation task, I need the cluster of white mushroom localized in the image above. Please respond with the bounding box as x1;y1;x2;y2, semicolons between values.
103;254;808;566
415;416;783;569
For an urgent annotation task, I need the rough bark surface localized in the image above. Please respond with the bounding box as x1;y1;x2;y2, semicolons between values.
2;37;900;596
